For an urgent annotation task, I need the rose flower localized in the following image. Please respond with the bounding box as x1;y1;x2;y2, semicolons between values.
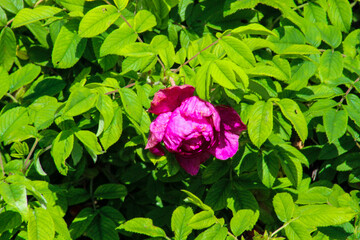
145;85;246;175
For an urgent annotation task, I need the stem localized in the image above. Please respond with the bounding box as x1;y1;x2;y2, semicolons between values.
292;2;308;11
270;218;298;238
6;93;18;103
319;49;347;57
23;138;39;173
103;0;112;5
227;231;238;239
0;151;5;177
337;77;360;108
6;18;14;27
33;0;44;7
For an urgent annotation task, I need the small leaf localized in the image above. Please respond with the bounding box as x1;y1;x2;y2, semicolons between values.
0;107;30;143
28;96;59;130
9;63;41;92
204;179;232;211
181;190;212;211
230;209;257;236
0;27;16;71
134;10;157;33
114;0;128;10
188;211;216;230
63;88;98;117
277;98;308;142
316;23;342;48
248;100;273;148
220;36;255;68
195;63;212;101
12;6;62;28
257;152;279;188
0;182;28;220
324;109;348;143
285;221;312;240
210;60;237;89
93;183;127;200
119;88;143;123
100;105;123;150
194;223;228;240
51;130;74;175
75;130;103;156
273;192;295;222
78;5;120;38
171;206;194;240
344;94;360;128
327;0;352;32
319;50;343;83
0;0;23;14
119;218;167;238
52;20;87;69
28;208;55;240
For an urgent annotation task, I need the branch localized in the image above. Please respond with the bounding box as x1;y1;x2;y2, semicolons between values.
23;138;39;173
337;77;360;108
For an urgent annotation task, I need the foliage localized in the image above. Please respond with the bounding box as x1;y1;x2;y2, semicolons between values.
0;0;360;239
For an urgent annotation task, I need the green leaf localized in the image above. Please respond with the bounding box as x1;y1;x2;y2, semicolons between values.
93;183;127;200
171;206;194;240
69;208;97;239
75;130;103;157
195;63;212;101
188;211;216;230
248;100;273;148
194;223;228;240
285;221;312;240
119;218;167;238
181;190;212;211
257;152;279;188
334;152;360;171
100;23;137;57
232;23;276;36
319;50;343;83
86;213;119;240
0;107;30;143
12;6;62;28
119;42;155;57
219;36;255;68
26;21;49;48
304;2;327;24
78;5;120;38
100;105;123;150
51;130;74;175
119;88;143;123
158;41;175;69
280;44;320;55
210;60;237;89
323;109;348;143
344;94;360;128
0;182;28;220
9;63;41;93
0;27;16;71
0;7;7;27
273;192;295;222
0;211;22;234
245;64;288;82
0;0;23;14
0;66;10;100
114;0;128;10
276;146;303;187
230;209;256;236
134;10;157;33
63;88;98;117
204;179;232;211
96;93;114;134
277;98;308;142
277;144;309;167
52;20;87;69
327;0;352;32
272;55;291;82
343;29;360;58
28;208;55;240
297;205;356;227
48;210;71;240
28;96;60;130
316;23;342;48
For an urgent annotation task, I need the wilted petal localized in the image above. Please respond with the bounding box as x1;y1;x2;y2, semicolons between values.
175;152;211;175
210;106;246;160
146;112;172;149
148;85;195;115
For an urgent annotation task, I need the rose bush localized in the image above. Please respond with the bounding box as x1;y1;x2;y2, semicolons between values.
146;85;246;175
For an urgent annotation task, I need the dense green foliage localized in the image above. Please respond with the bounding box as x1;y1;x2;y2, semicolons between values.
1;0;360;239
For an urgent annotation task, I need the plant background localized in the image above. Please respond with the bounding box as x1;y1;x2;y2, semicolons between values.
0;0;360;239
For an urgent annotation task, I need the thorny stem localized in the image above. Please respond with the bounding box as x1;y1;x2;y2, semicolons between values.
172;33;231;74
23;138;39;173
337;77;360;108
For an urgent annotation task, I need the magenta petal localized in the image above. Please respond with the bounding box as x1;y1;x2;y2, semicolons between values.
145;112;172;149
210;106;246;160
149;143;165;156
148;85;195;115
175;152;210;175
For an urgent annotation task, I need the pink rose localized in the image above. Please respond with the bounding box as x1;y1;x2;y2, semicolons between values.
145;85;246;175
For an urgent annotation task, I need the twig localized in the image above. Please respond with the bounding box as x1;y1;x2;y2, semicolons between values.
33;0;44;7
23;138;39;173
172;34;230;74
337;77;360;108
103;0;112;5
6;18;14;27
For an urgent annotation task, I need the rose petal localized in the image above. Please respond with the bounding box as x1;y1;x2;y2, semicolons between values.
148;85;195;115
149;143;165;156
145;112;172;149
210;106;246;160
175;152;211;175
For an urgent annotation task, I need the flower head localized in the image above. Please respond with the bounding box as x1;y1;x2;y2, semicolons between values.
146;85;246;175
